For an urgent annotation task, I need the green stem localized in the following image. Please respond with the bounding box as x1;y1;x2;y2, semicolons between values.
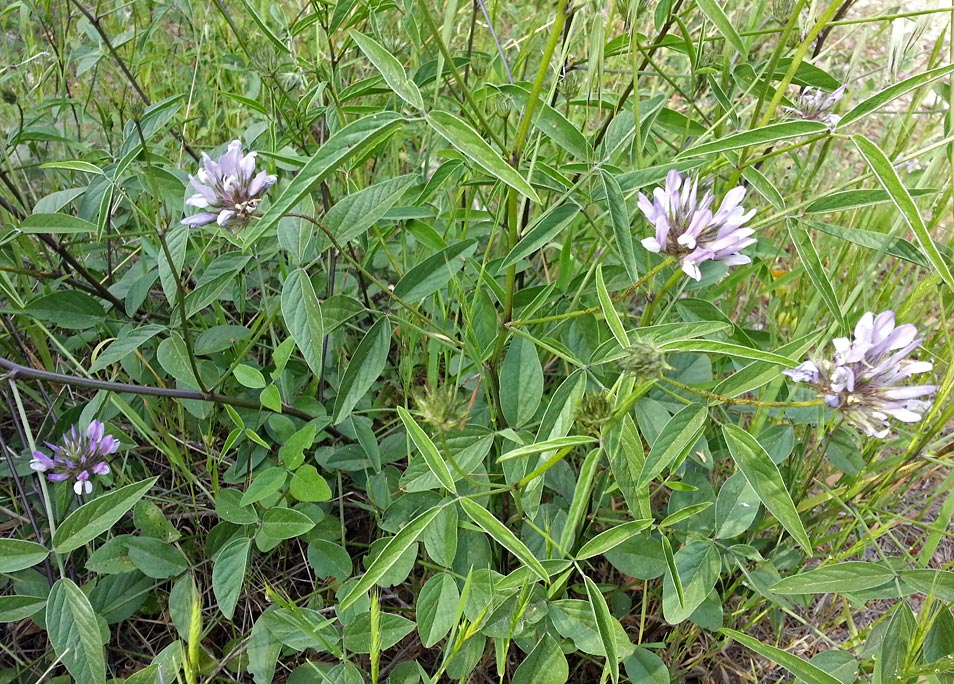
510;257;675;327
488;0;569;422
639;267;684;326
511;0;569;161
8;379;66;578
757;0;849;126
286;213;464;350
156;230;208;394
660;377;826;408
415;0;504;149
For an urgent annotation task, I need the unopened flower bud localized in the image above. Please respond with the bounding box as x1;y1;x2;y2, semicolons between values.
618;339;672;378
575;393;613;437
413;385;468;433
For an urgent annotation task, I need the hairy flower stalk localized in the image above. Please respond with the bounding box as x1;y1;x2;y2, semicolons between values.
637;170;757;281
780;85;846;128
182;139;276;228
30;420;119;495
784;311;936;438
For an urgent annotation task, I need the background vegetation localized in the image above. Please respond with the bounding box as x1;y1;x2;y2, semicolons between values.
1;0;953;682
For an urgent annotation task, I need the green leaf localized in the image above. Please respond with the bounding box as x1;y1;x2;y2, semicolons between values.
351;31;424;109
212;537;251;619
245;112;405;246
576;519;654;560
393;240;477;301
338;506;442;612
233;364;267;389
639;404;707;485
40;159;104;175
333;317;391;424
47;579;106;684
549;599;632;657
20;213;97;234
185;254;252;316
560;448;601;553
584;575;620;683
723;425;811;553
279;424;317;470
741;165;785;209
713;472;761;539
601;171;638;282
157;333;200;387
135;500;181;542
696;0;745;54
0;595;46;623
343;611;416;652
874;604;914;684
494;83;593;161
458;497;548;582
605;415;648;518
126;537;190;579
308;540;353;581
677;121;828;158
623;647;670;684
290;464;333;502
501;203;579;269
807;220;930;267
899;570;954;602
852;134;954;290
168;574;200;643
22;291;106;329
659;501;713;528
215;489;258;525
499;335;545;428
397;406;456;493
282;268;325;375
838;63;954;128
53;477;157;553
240;467;287;506
499;435;597;461
416;573;460;647
596;265;629;348
90;325;165;372
260;606;339;654
512;633;569;684
787;222;847;332
721;629;841;684
772;562;895;594
323;174;417;246
805;187;937;214
427;110;540;203
0;539;49;572
659;339;799;366
261;507;316;540
710;332;819;400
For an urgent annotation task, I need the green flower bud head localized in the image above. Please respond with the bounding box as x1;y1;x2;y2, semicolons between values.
413;384;469;433
575;393;613;437
618;339;672;378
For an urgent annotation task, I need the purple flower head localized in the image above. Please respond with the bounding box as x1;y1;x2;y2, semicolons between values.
783;310;937;438
182;140;276;228
30;419;119;495
780;85;846;128
636;170;757;281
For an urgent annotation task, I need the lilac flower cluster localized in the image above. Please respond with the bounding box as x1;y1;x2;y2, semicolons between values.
637;170;757;281
30;420;118;495
182;140;276;228
784;311;936;438
780;85;846;128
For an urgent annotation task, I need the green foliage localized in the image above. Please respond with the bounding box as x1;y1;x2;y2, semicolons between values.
1;0;953;682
